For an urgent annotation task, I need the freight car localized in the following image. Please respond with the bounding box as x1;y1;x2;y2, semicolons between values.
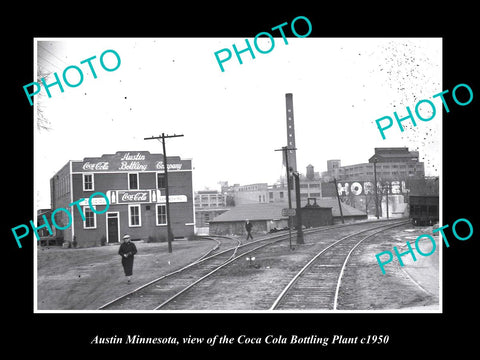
409;195;439;226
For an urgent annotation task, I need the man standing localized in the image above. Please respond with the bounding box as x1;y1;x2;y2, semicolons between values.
118;234;137;283
245;220;253;241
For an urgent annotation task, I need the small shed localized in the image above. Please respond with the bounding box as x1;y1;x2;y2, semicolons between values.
209;203;289;236
296;198;333;228
316;198;367;223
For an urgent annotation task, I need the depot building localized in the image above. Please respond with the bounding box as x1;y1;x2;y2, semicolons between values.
50;151;194;247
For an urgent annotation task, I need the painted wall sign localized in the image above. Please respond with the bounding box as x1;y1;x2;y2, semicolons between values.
117;190;150;204
79;197;108;206
322;180;409;197
105;190;187;204
72;151;191;173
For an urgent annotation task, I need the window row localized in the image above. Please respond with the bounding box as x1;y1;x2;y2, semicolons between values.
82;204;167;229
82;173;167;191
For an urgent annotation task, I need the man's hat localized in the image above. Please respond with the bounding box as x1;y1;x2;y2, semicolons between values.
123;234;131;240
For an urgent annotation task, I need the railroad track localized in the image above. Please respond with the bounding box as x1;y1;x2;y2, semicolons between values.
98;219;408;311
98;233;294;310
269;220;409;310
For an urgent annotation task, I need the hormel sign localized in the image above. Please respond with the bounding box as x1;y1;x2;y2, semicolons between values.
336;180;409;196
322;180;410;197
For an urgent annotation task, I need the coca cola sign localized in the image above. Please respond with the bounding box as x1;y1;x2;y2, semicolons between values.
116;190;151;204
106;190;187;204
82;161;109;171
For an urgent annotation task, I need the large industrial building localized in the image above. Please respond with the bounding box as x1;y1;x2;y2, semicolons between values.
321;147;433;218
49;151;195;247
321;147;425;182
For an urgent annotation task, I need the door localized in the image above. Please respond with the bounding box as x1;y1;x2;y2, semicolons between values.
107;212;120;243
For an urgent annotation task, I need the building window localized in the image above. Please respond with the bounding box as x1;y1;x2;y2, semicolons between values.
129;205;141;227
128;173;139;190
280;192;284;199
83;206;96;229
83;174;94;191
156;204;167;225
157;173;166;190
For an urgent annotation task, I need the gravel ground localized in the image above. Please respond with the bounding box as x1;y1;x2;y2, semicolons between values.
37;224;440;312
36;239;216;310
161;223;440;311
337;224;440;311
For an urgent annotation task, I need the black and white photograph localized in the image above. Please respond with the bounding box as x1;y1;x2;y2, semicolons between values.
32;37;443;313
6;7;479;356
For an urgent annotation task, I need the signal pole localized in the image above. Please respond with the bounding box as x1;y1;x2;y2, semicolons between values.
292;171;304;244
275;146;297;249
144;133;184;253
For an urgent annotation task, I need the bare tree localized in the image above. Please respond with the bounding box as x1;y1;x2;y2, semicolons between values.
35;65;52;131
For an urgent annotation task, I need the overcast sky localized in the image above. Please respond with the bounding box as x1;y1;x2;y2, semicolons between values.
34;37;442;209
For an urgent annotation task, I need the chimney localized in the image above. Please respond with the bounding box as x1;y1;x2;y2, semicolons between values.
306;164;314;180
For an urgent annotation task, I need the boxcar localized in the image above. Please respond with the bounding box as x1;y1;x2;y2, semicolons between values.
409;195;439;226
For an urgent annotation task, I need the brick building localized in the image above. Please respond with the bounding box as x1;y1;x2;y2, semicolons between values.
50;151;194;247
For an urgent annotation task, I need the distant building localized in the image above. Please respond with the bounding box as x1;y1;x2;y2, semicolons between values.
267;164;322;206
321;147;425;182
194;189;229;229
320;147;429;218
195;189;226;208
221;182;269;205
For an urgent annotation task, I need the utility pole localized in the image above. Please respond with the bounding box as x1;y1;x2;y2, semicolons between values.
144;133;184;253
333;177;345;224
385;182;390;219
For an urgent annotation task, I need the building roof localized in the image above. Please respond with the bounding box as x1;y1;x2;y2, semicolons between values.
368;147;419;163
210;203;288;222
209;200;365;223
316;198;366;217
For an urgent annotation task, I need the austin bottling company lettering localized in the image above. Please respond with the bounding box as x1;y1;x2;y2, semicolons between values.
120;152;146;161
119;161;148;171
156;162;182;170
80;152;184;172
119;152;148;171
